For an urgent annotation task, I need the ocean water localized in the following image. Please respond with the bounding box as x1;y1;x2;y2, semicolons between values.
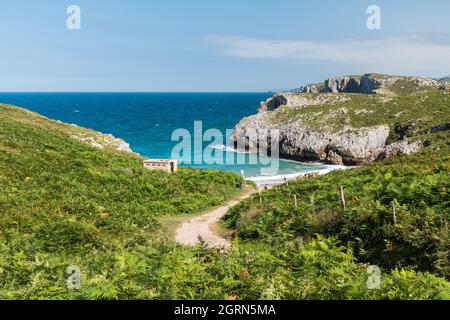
0;93;327;178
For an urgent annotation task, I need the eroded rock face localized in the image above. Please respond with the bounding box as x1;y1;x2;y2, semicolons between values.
324;76;362;93
380;140;425;159
232;74;441;165
360;74;384;93
104;134;134;153
259;92;349;112
71;131;135;154
439;83;450;91
232;116;390;165
297;84;320;93
326;126;390;165
320;74;439;94
291;74;440;95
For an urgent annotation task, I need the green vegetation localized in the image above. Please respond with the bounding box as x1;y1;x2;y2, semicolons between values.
385;79;437;96
272;91;450;140
224;148;449;277
0;104;243;298
0;103;449;300
367;73;387;80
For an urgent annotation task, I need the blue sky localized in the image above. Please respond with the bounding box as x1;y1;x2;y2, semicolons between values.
1;0;450;91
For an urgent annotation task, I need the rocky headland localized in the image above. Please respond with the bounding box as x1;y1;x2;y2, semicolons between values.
232;74;450;165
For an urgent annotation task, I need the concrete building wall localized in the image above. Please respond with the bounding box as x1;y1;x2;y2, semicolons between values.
143;159;177;174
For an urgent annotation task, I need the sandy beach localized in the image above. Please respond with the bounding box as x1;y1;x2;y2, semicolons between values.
247;164;353;189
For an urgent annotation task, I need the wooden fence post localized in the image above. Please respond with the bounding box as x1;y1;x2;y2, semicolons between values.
310;194;315;214
392;201;397;225
294;194;298;207
339;185;346;211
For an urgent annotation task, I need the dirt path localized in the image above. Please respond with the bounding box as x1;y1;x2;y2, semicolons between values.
175;188;256;249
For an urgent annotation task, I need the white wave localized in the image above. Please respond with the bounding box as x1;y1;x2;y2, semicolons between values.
207;145;342;168
246;165;353;187
207;144;250;154
275;158;327;166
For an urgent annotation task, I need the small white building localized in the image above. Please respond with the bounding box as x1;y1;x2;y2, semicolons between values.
143;159;177;174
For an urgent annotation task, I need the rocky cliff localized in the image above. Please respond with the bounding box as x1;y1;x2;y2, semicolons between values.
232;74;450;165
293;73;442;95
232;111;392;165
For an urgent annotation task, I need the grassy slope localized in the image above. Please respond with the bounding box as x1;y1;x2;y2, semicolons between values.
271;91;450;139
223;85;450;291
0;104;449;299
0;103;243;221
219;83;450;298
224;146;449;274
0;104;240;298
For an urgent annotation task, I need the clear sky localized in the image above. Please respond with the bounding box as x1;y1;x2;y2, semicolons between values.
1;0;450;91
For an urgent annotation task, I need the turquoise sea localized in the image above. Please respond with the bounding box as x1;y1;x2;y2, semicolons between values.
0;93;327;178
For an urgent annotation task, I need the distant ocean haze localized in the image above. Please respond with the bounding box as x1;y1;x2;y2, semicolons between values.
0;92;327;178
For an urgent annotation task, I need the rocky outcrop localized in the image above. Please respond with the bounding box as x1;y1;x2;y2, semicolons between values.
230;74;444;165
324;76;362;93
293;83;321;93
259;92;349;112
439;83;450;91
232;115;389;165
71;129;135;154
290;74;440;95
232;101;432;165
379;140;425;160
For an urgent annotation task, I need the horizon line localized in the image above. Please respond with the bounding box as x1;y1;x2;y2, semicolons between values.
0;91;274;94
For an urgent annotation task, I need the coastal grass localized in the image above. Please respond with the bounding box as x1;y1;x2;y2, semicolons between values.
271;90;450;141
223;147;450;279
0;103;449;299
0;104;240;298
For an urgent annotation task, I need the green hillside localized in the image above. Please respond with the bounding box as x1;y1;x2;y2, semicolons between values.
222;81;450;294
0;104;449;299
0;104;242;298
271;91;450;139
224;145;449;277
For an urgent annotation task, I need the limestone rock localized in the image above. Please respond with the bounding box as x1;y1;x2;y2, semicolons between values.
295;83;320;93
72;132;135;154
326;150;343;166
439;83;450;91
232;114;390;165
324;76;362;93
232;74;440;166
259;92;349;112
290;74;440;95
380;140;425;159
